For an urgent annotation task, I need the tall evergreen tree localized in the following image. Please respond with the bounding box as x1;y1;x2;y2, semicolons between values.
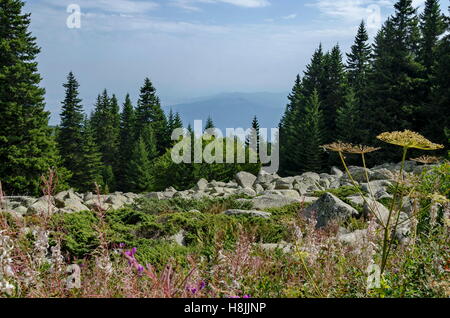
140;123;158;161
204;116;215;131
419;0;446;73
336;89;361;143
78;117;103;192
321;44;348;142
91;90;120;190
0;0;67;194
125;137;153;193
135;78;169;155
246;116;261;159
346;21;371;110
117;94;136;190
57;72;85;188
299;90;325;172
279;75;305;176
365;1;424;162
302;44;326;98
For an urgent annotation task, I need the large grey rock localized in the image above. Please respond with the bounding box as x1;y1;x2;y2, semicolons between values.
259;243;293;253
301;172;320;182
331;166;344;178
338;229;368;245
146;192;165;200
54;189;82;208
248;194;300;210
347;166;373;182
105;194;130;210
194;178;208;191
303;193;359;228
27;197;56;215
275;179;293;190
255;170;278;187
371;168;394;180
60;198;89;213
361;180;392;196
237;187;257;197
262;190;300;200
363;199;390;226
223;209;272;219
235;171;257;189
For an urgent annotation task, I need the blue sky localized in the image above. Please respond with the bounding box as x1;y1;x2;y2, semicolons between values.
23;0;447;124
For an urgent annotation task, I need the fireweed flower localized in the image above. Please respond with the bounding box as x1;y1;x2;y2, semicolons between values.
377;130;444;150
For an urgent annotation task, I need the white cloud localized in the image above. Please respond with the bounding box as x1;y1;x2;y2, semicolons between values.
44;0;159;14
172;0;270;11
283;14;297;20
308;0;391;24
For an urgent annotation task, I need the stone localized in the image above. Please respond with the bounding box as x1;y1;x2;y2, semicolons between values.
235;171;257;189
60;198;89;213
263;190;300;200
194;178;208;191
346;195;367;206
168;230;186;246
223;209;271;218
254;184;264;194
237;187;257;197
54;189;82;208
361;180;392;196
301;172;320;182
146;192;165;200
363;199;390;226
371;168;394;180
259;243;293;253
347;166;373;182
249;194;300;210
338;229;368;245
303;193;359;228
275;179;293;190
331;166;344;178
27;197;56;215
395;212;411;245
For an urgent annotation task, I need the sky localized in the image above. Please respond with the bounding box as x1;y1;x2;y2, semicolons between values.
22;0;446;124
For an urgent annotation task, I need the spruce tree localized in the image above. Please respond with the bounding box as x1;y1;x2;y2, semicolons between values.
346;21;371;109
0;0;67;194
302;44;325;98
140;123;158;161
419;0;446;73
321;44;347;142
365;2;424;162
279;75;305;176
91;90;120;190
299;90;325;172
204;116;215;131
135;78;169;155
78;117;103;192
246;116;261;160
336;89;361;143
57;72;84;188
125;137;153;193
117;94;136;190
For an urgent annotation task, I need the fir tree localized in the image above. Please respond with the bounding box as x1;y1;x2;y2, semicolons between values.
299;90;325;172
0;0;67;194
117;94;136;190
279;75;305;176
302;44;325;98
135;78;169;155
140;123;158;161
246;116;260;160
125;137;153;193
336;89;361;143
346;21;371;109
321;44;348;142
57;72;85;188
78;117;103;192
91;90;120;190
204;116;215;131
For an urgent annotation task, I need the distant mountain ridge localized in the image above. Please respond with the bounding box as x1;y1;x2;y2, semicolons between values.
163;92;289;133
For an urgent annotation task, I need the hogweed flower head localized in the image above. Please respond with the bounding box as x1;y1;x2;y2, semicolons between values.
377;130;444;150
344;144;381;154
410;155;442;164
321;141;352;153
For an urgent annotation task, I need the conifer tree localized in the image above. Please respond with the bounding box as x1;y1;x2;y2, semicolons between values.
246;116;261;161
78;117;103;192
140;123;158;161
279;75;305;176
302;44;325;98
0;0;67;194
117;94;136;190
57;72;85;188
91;90;120;190
135;78;169;155
299;90;325;172
336;89;361;143
321;44;347;142
125;137;153;193
346;21;371;108
205;116;215;131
